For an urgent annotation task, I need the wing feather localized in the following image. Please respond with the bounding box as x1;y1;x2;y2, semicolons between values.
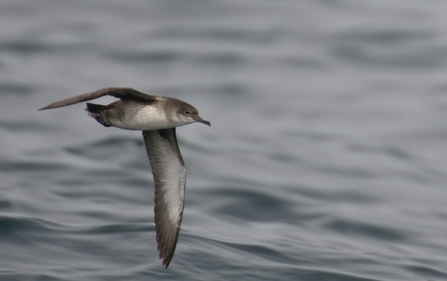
39;87;157;110
142;129;186;268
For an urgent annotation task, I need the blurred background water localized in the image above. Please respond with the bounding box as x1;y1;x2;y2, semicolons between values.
1;0;447;280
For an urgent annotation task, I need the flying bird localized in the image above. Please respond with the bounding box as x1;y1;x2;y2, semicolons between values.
39;87;210;267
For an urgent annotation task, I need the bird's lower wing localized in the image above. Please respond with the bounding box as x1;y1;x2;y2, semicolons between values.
39;87;157;110
142;129;186;268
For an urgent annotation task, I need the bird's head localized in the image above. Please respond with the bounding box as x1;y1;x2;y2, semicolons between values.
175;101;210;126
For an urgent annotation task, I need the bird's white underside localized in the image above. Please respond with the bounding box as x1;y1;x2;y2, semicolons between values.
112;106;176;131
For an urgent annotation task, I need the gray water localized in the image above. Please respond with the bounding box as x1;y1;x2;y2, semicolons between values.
1;0;447;280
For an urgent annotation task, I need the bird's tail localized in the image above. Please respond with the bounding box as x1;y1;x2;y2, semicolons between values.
86;103;105;115
85;103;111;127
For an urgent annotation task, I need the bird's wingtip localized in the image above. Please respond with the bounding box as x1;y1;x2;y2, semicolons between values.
38;106;49;111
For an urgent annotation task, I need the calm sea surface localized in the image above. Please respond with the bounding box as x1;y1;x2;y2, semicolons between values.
1;0;447;280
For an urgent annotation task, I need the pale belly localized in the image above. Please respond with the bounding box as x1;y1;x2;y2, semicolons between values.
109;106;178;131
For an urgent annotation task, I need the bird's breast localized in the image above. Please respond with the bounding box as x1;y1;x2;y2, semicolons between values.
109;105;176;131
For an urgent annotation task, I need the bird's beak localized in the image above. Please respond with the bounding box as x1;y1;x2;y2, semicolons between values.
194;116;211;126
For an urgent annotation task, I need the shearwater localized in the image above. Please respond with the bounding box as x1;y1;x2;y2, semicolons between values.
39;87;210;268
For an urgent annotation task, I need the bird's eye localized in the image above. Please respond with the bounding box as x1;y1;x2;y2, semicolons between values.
184;111;190;115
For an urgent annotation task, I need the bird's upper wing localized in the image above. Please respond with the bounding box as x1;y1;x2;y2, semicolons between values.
39;87;157;110
142;129;186;268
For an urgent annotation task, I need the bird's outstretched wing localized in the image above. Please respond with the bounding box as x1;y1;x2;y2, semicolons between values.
142;129;186;268
39;87;157;110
